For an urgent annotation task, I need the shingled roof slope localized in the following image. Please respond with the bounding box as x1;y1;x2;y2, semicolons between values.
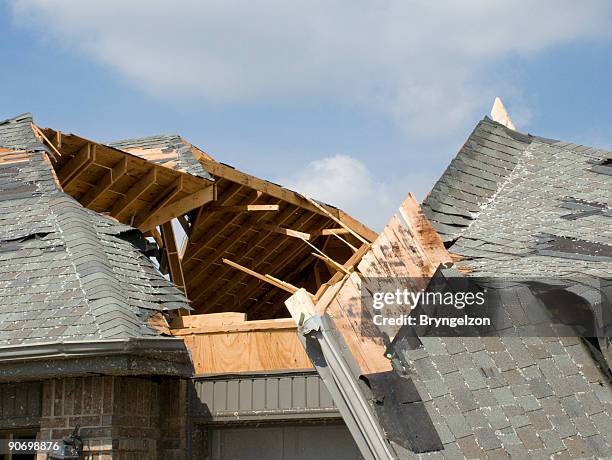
0;118;189;348
0;113;41;151
406;334;612;459
107;134;213;180
450;138;612;279
405;118;612;458
422;117;554;243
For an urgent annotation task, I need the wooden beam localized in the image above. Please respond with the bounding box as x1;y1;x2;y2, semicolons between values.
150;227;163;249
139;185;215;233
81;157;128;208
207;204;279;213
330;231;359;252
257;223;311;240
136;175;183;231
177;215;190;234
31;124;62;160
186;201;296;297
301;194;369;245
161;221;187;296
183;186;276;266
57;143;95;187
111;167;157;219
222;258;302;295
193;154;377;242
311;252;349;275
300;237;350;275
317;228;351;236
191;211;320;308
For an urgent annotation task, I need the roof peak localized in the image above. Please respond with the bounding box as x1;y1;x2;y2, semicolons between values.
490;97;516;130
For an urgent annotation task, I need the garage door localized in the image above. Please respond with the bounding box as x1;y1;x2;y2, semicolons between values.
210;423;361;460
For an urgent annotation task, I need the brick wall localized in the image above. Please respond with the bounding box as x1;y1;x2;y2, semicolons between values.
36;376;187;460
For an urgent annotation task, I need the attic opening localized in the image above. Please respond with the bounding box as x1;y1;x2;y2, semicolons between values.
38;126;374;321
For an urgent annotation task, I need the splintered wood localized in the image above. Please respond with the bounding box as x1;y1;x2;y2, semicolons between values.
285;193;452;376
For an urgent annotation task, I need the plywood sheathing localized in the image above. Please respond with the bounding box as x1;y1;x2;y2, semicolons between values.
172;313;311;373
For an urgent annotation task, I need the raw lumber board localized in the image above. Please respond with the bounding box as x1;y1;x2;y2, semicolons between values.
179;318;311;373
398;192;452;273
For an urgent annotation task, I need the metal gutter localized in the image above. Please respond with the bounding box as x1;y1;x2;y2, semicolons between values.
0;337;189;362
297;314;397;460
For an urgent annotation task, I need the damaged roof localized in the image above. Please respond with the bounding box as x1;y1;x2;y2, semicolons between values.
423;117;551;243
426;117;611;280
107;134;213;180
406;116;612;458
0;114;189;350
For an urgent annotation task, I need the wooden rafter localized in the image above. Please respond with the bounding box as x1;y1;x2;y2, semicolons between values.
256;223;311;240
136;175;183;231
161;221;187;297
316;228;351;236
207;204;279;213
192;154;377;242
222;258;303;295
183;187;273;265
301;194;369;245
139;184;215;233
200;213;325;311
186;181;244;244
186;203;304;302
219;228;322;312
81;157;128;207
57;143;95;187
111;167;158;219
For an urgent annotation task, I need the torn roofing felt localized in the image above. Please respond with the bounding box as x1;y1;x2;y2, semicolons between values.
107;134;213;180
0;118;189;349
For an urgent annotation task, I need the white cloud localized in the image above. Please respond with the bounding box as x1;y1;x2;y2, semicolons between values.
280;154;432;230
9;0;612;136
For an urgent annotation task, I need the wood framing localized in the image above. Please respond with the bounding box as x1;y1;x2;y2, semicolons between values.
38;126;215;236
207;204;279;212
161;221;187;295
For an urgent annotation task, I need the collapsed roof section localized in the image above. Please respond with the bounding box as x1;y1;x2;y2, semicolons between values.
102;133;377;318
14;115;377;320
0;114;192;379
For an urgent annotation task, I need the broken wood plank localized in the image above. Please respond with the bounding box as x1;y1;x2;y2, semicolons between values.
257;223;311;240
311;252;350;275
317;228;351;236
301;194;370;245
222;258;302;295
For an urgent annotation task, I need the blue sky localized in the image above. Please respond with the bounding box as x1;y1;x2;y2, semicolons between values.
2;1;611;229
